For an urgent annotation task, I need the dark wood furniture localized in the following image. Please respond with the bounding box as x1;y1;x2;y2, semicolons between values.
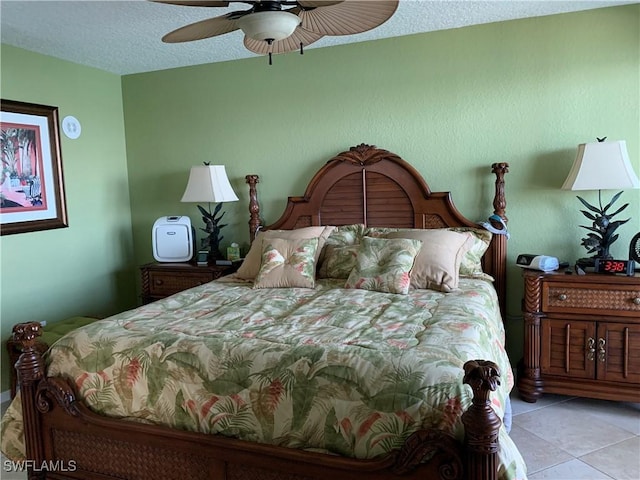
518;269;640;403
140;262;238;304
12;144;510;480
246;144;509;317
7;316;100;400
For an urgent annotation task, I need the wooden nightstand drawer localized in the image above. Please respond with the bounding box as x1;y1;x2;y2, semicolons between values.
148;271;213;296
543;283;640;316
140;262;239;304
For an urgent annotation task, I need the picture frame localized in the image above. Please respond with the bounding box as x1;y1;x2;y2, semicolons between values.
1;99;68;235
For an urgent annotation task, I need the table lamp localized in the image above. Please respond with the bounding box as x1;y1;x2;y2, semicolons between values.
562;138;639;267
181;164;239;262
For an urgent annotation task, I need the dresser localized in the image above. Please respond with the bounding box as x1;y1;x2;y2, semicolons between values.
518;269;640;403
140;262;238;304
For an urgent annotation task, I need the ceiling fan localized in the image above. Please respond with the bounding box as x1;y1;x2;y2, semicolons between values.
153;0;399;64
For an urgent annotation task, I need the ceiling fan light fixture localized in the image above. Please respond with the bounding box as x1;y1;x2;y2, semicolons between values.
237;10;301;42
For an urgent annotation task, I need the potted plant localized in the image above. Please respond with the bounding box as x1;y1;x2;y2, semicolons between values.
198;202;228;262
577;190;630;265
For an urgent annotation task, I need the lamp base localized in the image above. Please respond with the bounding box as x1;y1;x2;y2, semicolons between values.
575;255;615;270
207;248;225;263
576;257;596;269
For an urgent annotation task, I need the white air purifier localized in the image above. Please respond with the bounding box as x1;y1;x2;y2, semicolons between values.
152;216;195;262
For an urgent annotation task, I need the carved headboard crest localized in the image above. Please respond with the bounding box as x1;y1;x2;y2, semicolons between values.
331;143;402;167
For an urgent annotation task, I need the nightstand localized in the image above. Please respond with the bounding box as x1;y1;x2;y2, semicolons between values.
518;269;640;403
140;262;239;304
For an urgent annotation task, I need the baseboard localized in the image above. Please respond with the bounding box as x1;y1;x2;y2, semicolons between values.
1;389;11;404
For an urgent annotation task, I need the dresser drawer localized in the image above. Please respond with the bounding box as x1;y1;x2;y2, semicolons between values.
147;271;214;296
543;283;640;316
140;262;239;304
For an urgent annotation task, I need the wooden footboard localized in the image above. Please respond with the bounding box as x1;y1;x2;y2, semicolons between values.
11;322;501;480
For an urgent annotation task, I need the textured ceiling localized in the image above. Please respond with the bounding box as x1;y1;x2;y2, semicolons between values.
1;0;635;75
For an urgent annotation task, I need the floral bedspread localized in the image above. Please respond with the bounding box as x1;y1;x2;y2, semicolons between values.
1;276;526;479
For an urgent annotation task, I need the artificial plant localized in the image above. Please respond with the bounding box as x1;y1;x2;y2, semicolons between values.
577;190;630;259
198;202;228;261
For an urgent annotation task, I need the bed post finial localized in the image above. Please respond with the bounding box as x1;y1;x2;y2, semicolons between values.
13;322;46;469
462;359;502;480
246;174;261;243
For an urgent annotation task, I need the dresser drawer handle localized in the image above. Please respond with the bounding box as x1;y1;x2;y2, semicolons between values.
558;293;567;301
587;337;595;362
154;279;164;286
633;297;640;306
598;337;606;363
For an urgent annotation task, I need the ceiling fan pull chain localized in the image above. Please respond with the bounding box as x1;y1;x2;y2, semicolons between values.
299;42;304;55
266;38;273;66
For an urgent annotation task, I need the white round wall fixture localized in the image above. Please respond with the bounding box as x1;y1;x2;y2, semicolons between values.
62;116;82;139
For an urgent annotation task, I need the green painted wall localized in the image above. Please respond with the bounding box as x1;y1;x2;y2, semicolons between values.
0;45;136;392
122;5;639;363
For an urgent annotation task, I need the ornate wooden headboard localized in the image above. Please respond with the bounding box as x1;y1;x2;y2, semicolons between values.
245;144;509;314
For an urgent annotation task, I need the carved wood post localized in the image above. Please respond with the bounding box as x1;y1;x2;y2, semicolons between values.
13;322;46;480
245;174;261;243
490;163;509;317
490;163;508;223
517;271;545;402
462;360;502;480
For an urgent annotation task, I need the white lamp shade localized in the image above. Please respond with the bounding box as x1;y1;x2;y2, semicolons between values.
181;165;239;203
562;140;640;191
237;11;301;42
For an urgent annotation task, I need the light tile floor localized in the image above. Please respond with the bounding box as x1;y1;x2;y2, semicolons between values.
1;392;639;479
510;390;640;480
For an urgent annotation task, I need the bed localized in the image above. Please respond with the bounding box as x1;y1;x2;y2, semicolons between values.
2;144;525;480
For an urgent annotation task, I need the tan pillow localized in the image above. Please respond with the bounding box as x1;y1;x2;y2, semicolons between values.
254;237;319;289
385;229;471;292
236;226;335;280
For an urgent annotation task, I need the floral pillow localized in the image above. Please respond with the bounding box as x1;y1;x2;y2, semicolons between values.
237;226;334;280
370;226;493;280
253;237;319;289
364;226;399;238
345;236;423;294
448;227;493;279
317;224;366;278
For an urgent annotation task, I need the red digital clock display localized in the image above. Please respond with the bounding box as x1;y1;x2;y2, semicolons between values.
594;259;635;275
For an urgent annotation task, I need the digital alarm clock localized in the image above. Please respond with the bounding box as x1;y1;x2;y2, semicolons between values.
593;258;635;276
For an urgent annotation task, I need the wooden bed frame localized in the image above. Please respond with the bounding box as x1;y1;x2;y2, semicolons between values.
11;144;510;480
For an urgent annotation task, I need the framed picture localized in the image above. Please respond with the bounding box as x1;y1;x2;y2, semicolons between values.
1;99;68;235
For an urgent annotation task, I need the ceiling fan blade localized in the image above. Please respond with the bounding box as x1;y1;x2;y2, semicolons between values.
152;1;232;7
297;1;344;7
243;26;323;54
299;0;398;36
162;14;239;43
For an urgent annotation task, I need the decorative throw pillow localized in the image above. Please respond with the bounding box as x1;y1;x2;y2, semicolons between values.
317;224;366;278
317;244;360;279
236;226;334;280
364;226;399;238
345;236;423;295
386;229;471;292
253;237;319;289
448;227;493;279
